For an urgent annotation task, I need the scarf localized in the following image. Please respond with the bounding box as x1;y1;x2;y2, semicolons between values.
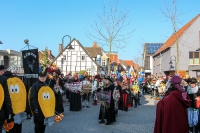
188;86;198;94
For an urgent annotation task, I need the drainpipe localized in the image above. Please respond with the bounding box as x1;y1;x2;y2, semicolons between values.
160;53;162;76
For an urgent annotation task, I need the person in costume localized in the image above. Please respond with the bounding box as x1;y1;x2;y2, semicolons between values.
52;71;64;114
119;77;131;111
0;66;13;133
30;68;56;133
186;77;200;133
131;80;141;108
138;75;144;95
98;77;116;125
92;75;99;105
81;76;91;108
154;75;191;133
113;81;121;116
0;65;27;133
69;75;82;111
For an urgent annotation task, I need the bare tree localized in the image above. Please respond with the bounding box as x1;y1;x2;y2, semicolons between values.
86;0;134;74
161;0;185;72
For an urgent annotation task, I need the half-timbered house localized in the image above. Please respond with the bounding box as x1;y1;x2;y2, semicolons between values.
85;42;109;75
53;39;100;75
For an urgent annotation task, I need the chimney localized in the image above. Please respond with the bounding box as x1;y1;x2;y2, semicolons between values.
92;42;99;48
59;44;63;54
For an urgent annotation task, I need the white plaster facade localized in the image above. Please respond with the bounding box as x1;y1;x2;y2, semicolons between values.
53;39;99;75
153;14;200;77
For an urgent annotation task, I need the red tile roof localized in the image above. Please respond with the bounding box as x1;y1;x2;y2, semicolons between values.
154;14;200;56
118;59;129;66
124;60;134;66
106;54;119;63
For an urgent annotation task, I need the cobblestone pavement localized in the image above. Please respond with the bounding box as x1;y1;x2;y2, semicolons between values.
2;94;156;133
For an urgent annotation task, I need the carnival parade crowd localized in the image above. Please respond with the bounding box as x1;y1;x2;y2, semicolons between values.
0;63;144;133
2;62;200;133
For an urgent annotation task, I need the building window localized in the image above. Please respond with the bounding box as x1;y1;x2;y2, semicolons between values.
189;52;200;64
86;68;91;75
101;60;105;66
195;52;199;64
81;56;85;61
64;55;66;60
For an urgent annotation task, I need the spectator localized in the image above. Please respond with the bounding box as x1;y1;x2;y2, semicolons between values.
154;75;191;133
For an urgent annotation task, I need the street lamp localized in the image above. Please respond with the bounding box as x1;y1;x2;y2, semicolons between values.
61;35;74;72
62;35;74;50
169;55;176;71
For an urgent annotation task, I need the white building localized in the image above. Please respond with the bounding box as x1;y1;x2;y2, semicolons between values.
85;43;109;75
0;49;23;73
153;14;200;77
53;39;100;75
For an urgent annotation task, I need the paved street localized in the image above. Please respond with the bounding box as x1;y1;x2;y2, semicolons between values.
2;94;156;133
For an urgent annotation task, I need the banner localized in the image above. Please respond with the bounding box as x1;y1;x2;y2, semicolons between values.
22;49;39;79
65;82;82;93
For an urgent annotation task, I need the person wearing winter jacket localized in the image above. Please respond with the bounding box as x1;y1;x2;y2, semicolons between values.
0;65;26;133
187;77;200;133
0;66;13;133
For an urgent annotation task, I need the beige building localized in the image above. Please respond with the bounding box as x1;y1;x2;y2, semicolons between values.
0;49;23;73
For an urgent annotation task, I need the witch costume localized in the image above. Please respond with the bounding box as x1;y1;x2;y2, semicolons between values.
98;78;116;125
69;78;82;111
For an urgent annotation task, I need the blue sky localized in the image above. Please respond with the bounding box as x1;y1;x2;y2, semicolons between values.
0;0;199;63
